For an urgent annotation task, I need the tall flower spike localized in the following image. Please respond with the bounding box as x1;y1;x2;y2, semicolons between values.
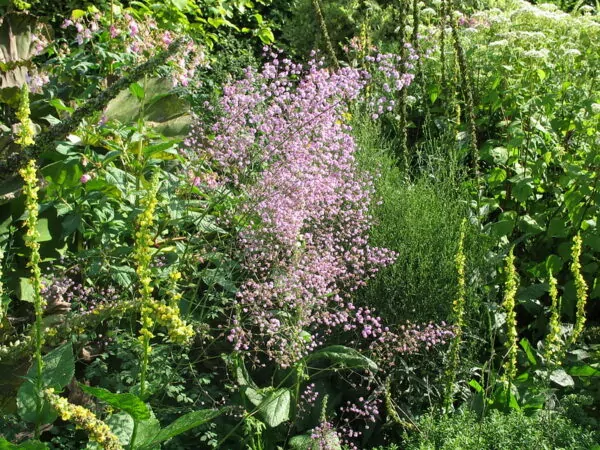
15;84;35;147
502;247;519;383
45;388;123;450
444;218;467;411
20;159;46;436
544;270;563;365
134;175;161;397
0;245;5;328
568;234;587;346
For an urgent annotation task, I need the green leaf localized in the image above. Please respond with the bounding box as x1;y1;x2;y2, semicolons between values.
131;416;161;449
17;343;74;424
512;178;534;203
71;9;87;20
536;68;546;81
18;277;35;302
257;27;274;44
489;146;509;164
549;369;574;387
105;78;191;138
567;365;600;377
143;409;224;448
519;214;544;235
545;254;563;274
129;82;145;101
79;385;150;420
288;435;314;450
487;167;507;186
170;0;187;10
469;379;484;393
519;338;537;366
307;345;378;371
87;413;134;449
0;438;48;449
548;218;568;238
289;431;341;450
256;388;291;428
490;218;515;238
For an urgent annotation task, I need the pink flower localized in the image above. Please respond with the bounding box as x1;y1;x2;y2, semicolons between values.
80;174;92;184
162;31;173;46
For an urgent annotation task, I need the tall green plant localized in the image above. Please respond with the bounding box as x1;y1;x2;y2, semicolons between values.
19;159;45;438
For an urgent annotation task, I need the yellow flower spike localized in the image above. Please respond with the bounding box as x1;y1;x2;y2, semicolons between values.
502;248;519;383
20;160;47;437
15;84;35;147
568;234;588;346
45;389;123;450
0;245;5;328
444;218;467;412
545;270;563;365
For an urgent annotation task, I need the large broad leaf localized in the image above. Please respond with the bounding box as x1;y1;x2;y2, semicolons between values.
85;412;134;449
242;386;291;428
104;78;191;138
550;369;575;388
256;388;291;428
17;343;74;424
568;365;600;377
138;409;225;449
131;416;161;449
307;345;378;371
79;385;150;420
0;13;50;103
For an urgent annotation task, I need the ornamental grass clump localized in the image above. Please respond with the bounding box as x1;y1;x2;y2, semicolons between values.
185;52;399;368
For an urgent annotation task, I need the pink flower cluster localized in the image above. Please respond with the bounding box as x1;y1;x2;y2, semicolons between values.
60;10;206;87
362;47;417;119
185;51;396;367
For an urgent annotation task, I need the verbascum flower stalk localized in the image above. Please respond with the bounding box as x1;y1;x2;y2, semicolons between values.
45;388;123;450
311;0;340;70
20;159;45;436
133;176;160;397
450;12;479;177
163;270;193;344
15;84;35;147
0;245;5;328
544;270;563;365
439;0;447;89
502;248;519;383
444;218;467;412
568;234;587;346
